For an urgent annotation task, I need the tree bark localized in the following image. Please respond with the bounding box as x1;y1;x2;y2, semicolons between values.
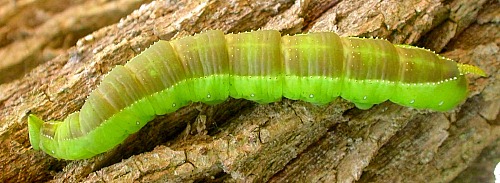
0;0;498;182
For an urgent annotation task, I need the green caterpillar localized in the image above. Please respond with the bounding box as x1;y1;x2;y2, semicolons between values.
28;30;485;160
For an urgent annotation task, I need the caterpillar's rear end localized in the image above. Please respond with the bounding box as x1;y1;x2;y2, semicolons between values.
390;45;468;111
337;36;469;111
235;30;484;111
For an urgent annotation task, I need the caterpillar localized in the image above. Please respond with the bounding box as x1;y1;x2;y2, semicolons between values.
28;30;485;160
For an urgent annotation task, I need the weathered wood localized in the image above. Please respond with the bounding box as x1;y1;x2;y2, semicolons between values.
0;0;497;182
0;0;151;84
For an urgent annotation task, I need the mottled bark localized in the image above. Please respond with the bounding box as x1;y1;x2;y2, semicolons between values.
0;0;498;182
0;0;151;84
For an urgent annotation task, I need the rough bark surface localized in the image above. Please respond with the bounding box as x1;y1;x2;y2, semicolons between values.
0;0;152;84
0;0;498;182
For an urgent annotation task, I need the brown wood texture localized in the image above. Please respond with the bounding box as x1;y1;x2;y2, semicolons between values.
0;0;498;182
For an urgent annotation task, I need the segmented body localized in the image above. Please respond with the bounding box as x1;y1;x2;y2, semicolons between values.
28;30;485;160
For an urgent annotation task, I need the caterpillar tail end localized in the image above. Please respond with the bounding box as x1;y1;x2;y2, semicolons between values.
457;63;486;77
28;114;45;150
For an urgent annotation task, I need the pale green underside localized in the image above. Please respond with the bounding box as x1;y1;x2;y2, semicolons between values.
30;73;466;160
